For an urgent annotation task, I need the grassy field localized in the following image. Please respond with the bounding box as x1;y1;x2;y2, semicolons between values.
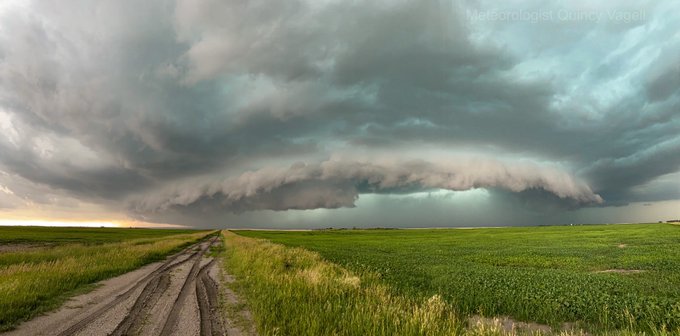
0;226;198;244
234;224;680;335
221;231;463;336
0;226;213;331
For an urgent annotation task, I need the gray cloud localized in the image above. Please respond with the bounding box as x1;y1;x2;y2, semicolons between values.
0;0;678;227
130;157;601;214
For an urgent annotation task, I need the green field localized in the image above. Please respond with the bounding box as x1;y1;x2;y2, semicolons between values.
0;226;199;244
235;224;680;334
0;226;212;331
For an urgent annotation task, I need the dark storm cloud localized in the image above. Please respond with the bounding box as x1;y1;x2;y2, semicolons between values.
129;158;601;215
0;0;678;226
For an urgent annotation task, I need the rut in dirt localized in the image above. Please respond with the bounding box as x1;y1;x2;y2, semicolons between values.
55;235;224;336
196;259;225;336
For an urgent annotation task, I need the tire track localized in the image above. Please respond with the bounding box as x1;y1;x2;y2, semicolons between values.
109;238;214;336
196;259;224;336
56;236;216;336
159;238;218;336
108;271;171;336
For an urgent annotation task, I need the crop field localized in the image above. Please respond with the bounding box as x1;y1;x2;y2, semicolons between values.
0;226;212;331
0;226;199;245
234;224;680;335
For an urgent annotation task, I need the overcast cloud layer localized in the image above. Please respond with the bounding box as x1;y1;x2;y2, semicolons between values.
0;0;678;227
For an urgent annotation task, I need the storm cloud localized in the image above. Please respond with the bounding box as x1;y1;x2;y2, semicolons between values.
0;0;678;227
130;157;602;214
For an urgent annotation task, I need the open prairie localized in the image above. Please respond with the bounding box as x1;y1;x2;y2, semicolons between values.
233;224;680;335
0;226;200;245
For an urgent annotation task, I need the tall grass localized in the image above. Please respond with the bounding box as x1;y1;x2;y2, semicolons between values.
0;231;212;331
224;230;680;336
222;230;464;336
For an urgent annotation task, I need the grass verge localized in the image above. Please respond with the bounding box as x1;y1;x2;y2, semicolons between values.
222;230;463;336
0;230;214;331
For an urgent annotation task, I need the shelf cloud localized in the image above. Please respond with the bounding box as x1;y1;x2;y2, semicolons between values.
130;157;602;214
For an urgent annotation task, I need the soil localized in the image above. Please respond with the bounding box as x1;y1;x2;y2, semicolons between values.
0;243;52;253
469;316;590;335
595;269;645;274
2;236;255;336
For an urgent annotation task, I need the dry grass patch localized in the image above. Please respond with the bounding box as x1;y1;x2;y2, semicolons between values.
594;269;645;274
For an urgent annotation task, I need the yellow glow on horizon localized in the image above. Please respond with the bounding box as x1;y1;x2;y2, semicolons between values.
0;218;188;228
0;219;121;227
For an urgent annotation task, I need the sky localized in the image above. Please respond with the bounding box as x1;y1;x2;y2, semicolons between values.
0;0;678;229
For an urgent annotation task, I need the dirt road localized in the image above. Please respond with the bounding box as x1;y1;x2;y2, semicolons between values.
4;236;250;336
